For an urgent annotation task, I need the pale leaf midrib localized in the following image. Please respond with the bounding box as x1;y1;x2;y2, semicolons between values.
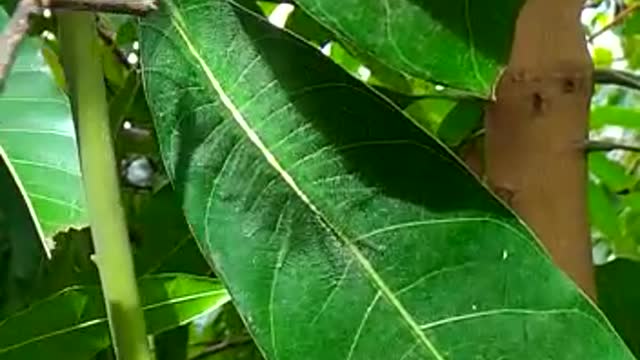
163;4;445;359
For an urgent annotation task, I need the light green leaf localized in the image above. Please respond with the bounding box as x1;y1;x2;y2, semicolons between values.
140;1;633;359
0;274;229;359
290;0;526;96
404;98;457;133
589;153;634;193
591;106;640;130
593;48;614;68
588;179;622;245
0;9;87;239
435;100;484;147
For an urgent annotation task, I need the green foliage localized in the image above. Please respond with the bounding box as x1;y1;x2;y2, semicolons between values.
0;9;88;238
2;0;640;358
139;1;633;359
436;100;485;148
0;153;46;318
131;186;210;276
292;0;526;96
0;274;229;360
591;106;640;130
597;259;640;357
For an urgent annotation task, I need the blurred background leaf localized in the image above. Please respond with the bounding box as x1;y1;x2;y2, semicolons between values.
0;274;230;360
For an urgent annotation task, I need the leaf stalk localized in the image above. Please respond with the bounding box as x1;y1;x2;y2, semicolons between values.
58;12;152;360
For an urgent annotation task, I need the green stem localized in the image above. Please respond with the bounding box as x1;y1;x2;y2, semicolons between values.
58;13;151;360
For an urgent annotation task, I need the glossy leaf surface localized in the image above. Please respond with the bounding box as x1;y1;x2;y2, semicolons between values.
140;1;633;359
0;9;87;238
290;0;525;96
0;274;229;359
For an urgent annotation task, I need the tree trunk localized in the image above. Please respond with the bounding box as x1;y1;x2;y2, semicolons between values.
485;0;595;298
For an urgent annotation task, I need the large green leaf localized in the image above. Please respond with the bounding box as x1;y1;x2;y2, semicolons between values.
140;1;632;359
0;9;87;239
288;0;525;96
0;274;229;359
0;150;46;318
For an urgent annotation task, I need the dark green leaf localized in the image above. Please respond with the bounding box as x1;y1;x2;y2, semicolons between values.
33;228;98;299
0;8;88;238
140;1;633;359
596;259;640;358
133;186;210;276
109;70;141;136
155;325;189;360
116;19;139;47
0;151;45;318
290;0;525;96
372;86;424;110
435;100;484;147
0;274;229;359
623;11;640;36
286;6;333;45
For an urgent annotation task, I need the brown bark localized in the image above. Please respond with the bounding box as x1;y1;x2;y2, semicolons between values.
461;136;484;177
485;0;595;298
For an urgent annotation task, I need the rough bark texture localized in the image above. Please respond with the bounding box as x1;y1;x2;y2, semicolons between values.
485;0;595;298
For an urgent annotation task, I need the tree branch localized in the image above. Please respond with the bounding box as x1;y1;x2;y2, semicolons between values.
0;0;156;86
97;20;132;69
586;140;640;153
48;0;157;16
190;336;252;360
0;0;38;84
589;2;640;42
594;68;640;91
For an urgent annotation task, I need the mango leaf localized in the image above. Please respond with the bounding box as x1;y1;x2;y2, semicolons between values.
0;8;87;240
289;0;525;96
0;274;230;359
286;5;333;45
132;186;210;276
140;1;633;359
